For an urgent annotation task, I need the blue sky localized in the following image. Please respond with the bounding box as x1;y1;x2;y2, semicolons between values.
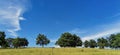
0;0;120;47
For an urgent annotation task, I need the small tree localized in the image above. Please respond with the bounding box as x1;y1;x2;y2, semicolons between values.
55;32;82;47
89;39;97;48
36;34;50;47
84;40;89;48
97;37;108;49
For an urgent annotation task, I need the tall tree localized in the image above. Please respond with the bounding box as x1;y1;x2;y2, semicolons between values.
0;31;8;48
89;39;97;48
55;32;82;47
36;34;50;47
84;40;89;48
97;37;108;49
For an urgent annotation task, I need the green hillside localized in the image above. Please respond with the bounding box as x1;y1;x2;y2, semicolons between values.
0;48;119;55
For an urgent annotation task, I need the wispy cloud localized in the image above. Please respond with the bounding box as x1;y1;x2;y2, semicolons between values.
69;13;120;42
0;0;29;37
82;16;120;41
82;28;120;41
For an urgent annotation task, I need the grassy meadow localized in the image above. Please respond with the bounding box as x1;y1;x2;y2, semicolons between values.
0;48;120;55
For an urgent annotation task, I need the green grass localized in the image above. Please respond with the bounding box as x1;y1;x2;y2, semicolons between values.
0;48;120;55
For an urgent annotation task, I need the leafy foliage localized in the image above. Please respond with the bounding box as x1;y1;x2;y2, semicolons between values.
12;37;29;48
97;37;108;49
2;30;120;49
89;39;97;48
55;32;82;47
0;31;9;48
36;34;50;47
84;40;89;48
108;33;120;49
6;38;14;48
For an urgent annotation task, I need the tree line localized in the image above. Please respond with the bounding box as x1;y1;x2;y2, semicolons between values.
0;31;29;48
0;31;120;49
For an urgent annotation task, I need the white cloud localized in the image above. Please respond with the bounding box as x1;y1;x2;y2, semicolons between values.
19;17;26;20
0;0;29;37
82;29;120;41
82;21;120;41
69;13;120;42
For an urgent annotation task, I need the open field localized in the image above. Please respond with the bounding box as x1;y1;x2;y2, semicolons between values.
0;48;120;55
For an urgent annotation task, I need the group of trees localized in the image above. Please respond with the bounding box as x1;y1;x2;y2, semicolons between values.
0;31;29;48
56;32;120;49
55;32;97;48
0;31;51;48
1;31;120;49
84;38;106;49
83;33;120;49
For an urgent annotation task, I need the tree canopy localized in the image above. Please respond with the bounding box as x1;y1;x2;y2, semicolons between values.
1;31;120;49
0;31;8;48
12;37;29;48
36;34;50;47
89;39;97;48
84;40;89;48
55;32;82;47
108;33;120;49
97;37;108;49
6;38;14;48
